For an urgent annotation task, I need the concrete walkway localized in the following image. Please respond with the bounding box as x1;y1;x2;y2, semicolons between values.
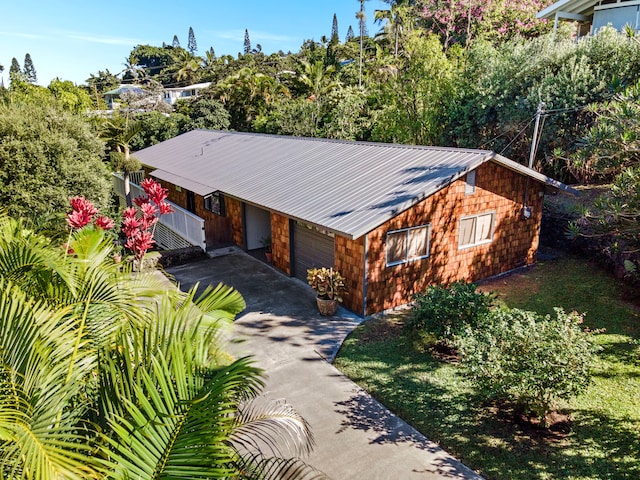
165;250;482;480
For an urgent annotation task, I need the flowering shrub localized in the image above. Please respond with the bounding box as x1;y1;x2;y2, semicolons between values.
67;196;113;230
66;178;173;266
421;0;553;47
121;178;173;264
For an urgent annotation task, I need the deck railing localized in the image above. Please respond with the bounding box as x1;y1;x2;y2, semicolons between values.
112;173;206;251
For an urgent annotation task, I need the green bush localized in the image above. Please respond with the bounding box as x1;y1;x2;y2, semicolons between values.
458;308;597;421
406;281;494;341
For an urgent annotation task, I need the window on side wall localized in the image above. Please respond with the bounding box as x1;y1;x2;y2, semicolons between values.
458;212;495;249
204;192;225;216
465;170;476;195
386;225;430;266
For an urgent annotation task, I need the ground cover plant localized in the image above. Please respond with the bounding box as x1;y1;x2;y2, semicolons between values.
334;254;640;479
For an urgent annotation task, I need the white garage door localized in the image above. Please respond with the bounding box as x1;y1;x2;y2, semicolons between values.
293;222;335;282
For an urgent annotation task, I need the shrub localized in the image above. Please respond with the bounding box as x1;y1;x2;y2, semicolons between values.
406;281;494;342
458;308;597;422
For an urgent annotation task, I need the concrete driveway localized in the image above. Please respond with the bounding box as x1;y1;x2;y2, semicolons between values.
166;249;482;480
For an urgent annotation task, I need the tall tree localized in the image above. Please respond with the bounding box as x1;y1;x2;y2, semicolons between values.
244;29;252;54
9;57;22;83
172;34;181;47
0;100;111;226
331;13;340;45
188;26;198;54
371;32;455;145
23;53;37;83
375;3;411;57
356;0;370;88
346;25;355;42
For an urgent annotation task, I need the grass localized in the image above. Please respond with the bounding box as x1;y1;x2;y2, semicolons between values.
334;254;640;479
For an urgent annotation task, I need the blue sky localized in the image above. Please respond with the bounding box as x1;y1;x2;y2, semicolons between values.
1;0;388;86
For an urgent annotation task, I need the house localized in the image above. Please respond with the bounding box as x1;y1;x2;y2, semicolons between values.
163;82;212;106
538;0;640;35
103;84;144;109
132;130;573;316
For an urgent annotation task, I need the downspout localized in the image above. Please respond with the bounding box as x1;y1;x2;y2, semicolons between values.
363;234;368;317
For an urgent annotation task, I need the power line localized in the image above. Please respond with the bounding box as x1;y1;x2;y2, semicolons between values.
498;116;537;156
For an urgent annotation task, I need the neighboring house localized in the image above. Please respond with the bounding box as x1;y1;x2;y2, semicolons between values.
103;84;144;109
163;82;212;106
133;130;573;316
538;0;640;34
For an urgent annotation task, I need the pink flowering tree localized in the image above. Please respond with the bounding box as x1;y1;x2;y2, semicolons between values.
420;0;553;48
121;178;174;266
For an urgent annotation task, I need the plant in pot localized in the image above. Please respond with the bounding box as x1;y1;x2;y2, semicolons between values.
261;236;273;263
307;267;347;316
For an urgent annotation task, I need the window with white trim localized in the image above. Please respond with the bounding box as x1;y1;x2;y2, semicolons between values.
458;212;495;249
386;225;430;266
465;170;476;195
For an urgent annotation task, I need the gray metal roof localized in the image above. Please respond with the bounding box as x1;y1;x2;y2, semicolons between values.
135;130;571;240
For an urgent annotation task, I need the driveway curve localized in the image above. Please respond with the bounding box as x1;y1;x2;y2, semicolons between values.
166;250;482;480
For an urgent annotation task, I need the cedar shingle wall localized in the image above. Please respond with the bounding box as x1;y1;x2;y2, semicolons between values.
226;198;244;248
271;213;291;274
362;162;544;315
335;236;365;314
153;179;233;248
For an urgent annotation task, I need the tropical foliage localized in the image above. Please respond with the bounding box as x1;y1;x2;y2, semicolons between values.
0;212;322;479
0;98;110;231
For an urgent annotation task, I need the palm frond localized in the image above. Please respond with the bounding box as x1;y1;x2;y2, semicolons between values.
233;456;330;480
102;341;264;480
230;398;315;460
194;282;246;319
0;280;100;479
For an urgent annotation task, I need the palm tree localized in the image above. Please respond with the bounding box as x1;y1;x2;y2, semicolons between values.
214;67;289;130
170;49;203;85
297;60;339;101
101;116;142;207
0;213;324;479
356;0;370;88
374;3;410;57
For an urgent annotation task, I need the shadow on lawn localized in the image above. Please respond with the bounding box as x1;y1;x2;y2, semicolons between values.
337;330;640;480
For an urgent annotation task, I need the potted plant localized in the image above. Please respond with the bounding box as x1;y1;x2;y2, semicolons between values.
261;236;273;263
307;267;347;316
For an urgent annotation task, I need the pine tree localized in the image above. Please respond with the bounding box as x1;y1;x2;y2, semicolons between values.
23;53;37;83
243;29;251;54
331;13;340;45
346;25;355;42
188;27;198;54
172;35;180;48
9;57;23;83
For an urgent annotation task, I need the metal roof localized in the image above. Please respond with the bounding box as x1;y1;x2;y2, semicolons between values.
135;130;572;240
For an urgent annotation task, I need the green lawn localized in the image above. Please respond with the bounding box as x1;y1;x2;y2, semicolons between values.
334;255;640;479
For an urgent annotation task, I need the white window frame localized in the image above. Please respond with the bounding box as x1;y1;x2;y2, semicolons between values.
458;212;495;249
386;224;431;267
465;170;476;196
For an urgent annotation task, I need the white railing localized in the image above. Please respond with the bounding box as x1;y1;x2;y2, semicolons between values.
112;173;206;251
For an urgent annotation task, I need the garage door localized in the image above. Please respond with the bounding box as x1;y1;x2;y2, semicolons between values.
293;222;335;281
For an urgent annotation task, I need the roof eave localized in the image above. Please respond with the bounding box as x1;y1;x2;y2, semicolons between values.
492;154;579;195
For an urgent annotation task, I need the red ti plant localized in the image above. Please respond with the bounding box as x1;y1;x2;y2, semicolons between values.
66;196;114;254
121;178;174;265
